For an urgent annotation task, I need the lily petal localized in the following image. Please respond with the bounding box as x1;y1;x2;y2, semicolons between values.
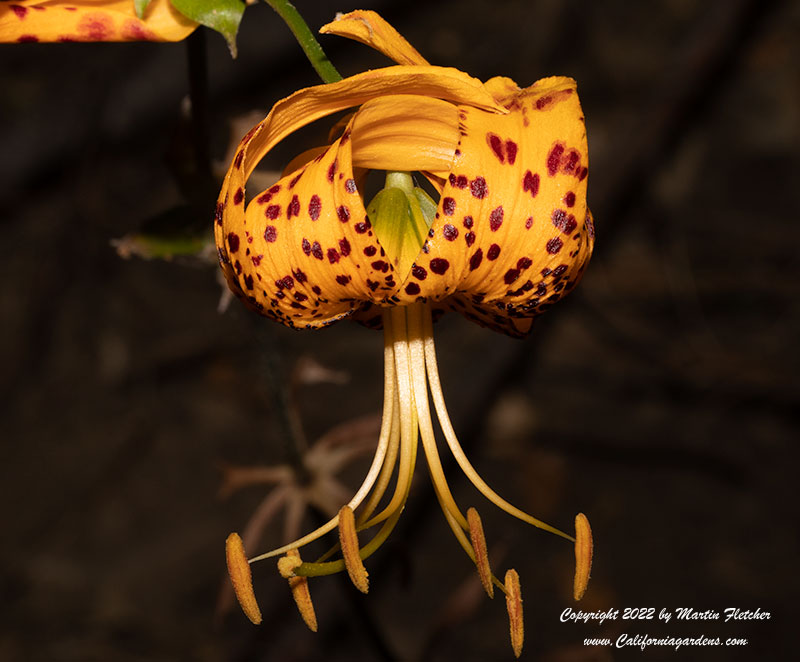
0;0;197;43
320;9;429;66
401;76;594;337
350;95;459;173
216;66;506;325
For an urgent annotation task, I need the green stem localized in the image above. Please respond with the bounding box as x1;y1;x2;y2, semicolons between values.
264;0;342;84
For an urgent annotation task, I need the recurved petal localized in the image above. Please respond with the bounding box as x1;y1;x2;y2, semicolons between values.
320;10;429;66
0;0;197;43
398;76;593;337
350;95;459;173
221;118;405;328
216;66;506;325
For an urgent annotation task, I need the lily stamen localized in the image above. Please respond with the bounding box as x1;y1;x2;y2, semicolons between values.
467;507;494;598
338;505;369;593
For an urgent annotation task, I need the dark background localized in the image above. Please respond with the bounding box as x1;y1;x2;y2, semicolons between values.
1;0;798;660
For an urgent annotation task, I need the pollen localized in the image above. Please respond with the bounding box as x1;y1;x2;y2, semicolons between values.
504;568;524;658
284;549;318;632
225;532;262;625
467;507;494;598
338;505;369;593
573;512;593;601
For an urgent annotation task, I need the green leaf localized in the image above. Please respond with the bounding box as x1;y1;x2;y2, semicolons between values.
134;0;153;20
170;0;246;57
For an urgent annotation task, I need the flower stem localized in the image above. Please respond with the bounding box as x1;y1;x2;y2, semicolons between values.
263;0;342;84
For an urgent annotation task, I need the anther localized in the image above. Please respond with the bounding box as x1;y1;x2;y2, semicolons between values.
338;505;369;593
504;568;524;658
284;549;318;632
225;532;262;625
573;512;593;601
467;507;494;598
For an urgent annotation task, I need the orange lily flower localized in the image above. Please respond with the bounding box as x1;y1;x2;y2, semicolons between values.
217;11;594;657
0;0;197;43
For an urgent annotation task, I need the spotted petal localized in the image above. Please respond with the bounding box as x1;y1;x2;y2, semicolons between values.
215;66;506;328
0;0;197;43
404;76;594;337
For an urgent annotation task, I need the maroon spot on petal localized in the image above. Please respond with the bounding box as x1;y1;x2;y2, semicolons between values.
517;257;532;270
294;269;307;283
563;149;580;175
327;248;340;264
354;222;368;234
505;140;518;165
233;188;244;205
541;267;552;277
256;191;272;204
525;216;534;229
470;176;488;199
336;275;351;285
487;244;501;260
535;95;552;110
371;260;389;272
327;160;337;182
489;206;504;231
312;285;322;295
337;205;350;222
465;231;476;247
546;237;564;254
463;215;474;229
564;191;576;207
366;279;379;292
469;249;483;271
77;13;112;40
411;265;427;280
17;35;38;42
487;133;505;163
552;264;568;278
442;197;456;216
504;268;520;284
264;225;277;243
233;150;244;169
448;173;456;186
227;233;240;252
311;241;323;260
547;143;565;176
363;246;377;257
339;238;351;257
405;282;421;295
579;167;589;181
430;258;449;274
287;195;300;219
308;195;321;220
278;275;294;290
301;238;312;255
345;178;357;193
294;292;308;301
523;170;540;197
11;5;28;19
214;202;224;226
536;282;547;296
443;224;458;241
265;205;280;220
234;260;242;275
456;175;468;189
244;274;254;290
288;171;303;188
